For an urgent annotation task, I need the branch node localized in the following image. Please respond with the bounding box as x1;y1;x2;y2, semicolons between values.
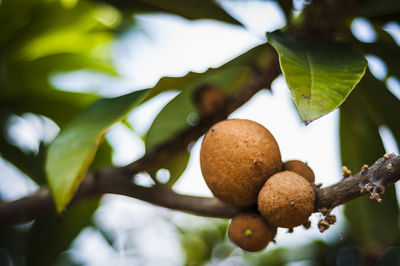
342;166;352;178
303;220;311;229
325;214;336;225
318;219;330;233
361;164;369;175
384;153;395;160
361;182;385;203
360;183;374;193
287;228;294;233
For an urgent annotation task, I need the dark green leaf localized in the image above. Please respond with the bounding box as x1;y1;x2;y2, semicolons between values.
101;0;241;26
89;140;114;171
360;72;400;147
340;77;400;252
145;44;274;149
143;43;275;101
46;89;148;212
146;89;198;150
268;30;367;123
277;0;293;23
0;112;46;184
356;0;400;23
144;45;274;186
165;150;190;187
26;198;99;266
358;41;400;80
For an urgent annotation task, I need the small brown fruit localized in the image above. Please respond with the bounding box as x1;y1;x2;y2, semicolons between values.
200;119;282;206
283;160;315;183
228;212;276;252
258;171;315;228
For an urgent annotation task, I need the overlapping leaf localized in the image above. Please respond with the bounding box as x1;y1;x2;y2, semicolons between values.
101;0;241;25
46;89;148;212
268;30;367;123
340;72;400;252
144;45;274;186
27;198;100;266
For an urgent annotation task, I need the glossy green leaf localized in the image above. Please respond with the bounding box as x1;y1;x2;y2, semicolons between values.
340;80;400;252
268;30;367;123
46;89;148;213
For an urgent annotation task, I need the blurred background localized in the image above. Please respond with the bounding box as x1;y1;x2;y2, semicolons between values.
1;0;400;265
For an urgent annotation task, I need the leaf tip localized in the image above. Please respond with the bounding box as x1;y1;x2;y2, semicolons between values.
304;119;312;126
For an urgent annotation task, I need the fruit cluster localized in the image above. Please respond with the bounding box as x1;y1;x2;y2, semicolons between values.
200;119;316;252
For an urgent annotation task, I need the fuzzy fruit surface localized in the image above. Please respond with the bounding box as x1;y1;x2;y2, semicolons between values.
228;212;276;252
258;171;315;228
283;160;315;183
200;119;282;206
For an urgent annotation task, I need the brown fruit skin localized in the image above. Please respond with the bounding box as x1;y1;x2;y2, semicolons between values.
200;119;282;206
283;160;315;183
258;171;315;228
228;212;276;252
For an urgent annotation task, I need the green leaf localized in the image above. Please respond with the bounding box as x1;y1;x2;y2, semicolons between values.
165;150;190;187
143;43;274;101
102;0;241;26
268;30;367;123
0;112;47;184
46;89;148;213
360;72;400;147
356;0;400;23
276;0;293;23
143;45;274;186
359;41;400;80
146;89;198;150
26;198;100;266
145;65;253;149
145;44;274;149
340;80;400;252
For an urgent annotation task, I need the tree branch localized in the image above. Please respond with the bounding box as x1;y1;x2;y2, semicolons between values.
1;154;399;225
0;48;280;224
314;153;400;210
120;50;281;176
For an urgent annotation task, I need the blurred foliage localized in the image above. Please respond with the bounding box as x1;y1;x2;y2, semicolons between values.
0;0;399;265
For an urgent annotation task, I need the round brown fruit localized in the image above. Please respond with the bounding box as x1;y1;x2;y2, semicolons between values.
200;119;282;206
258;171;315;228
228;212;276;252
283;160;315;183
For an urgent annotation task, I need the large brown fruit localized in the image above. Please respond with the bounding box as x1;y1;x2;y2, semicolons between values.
258;171;315;228
200;119;282;206
228;212;276;252
283;160;315;183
